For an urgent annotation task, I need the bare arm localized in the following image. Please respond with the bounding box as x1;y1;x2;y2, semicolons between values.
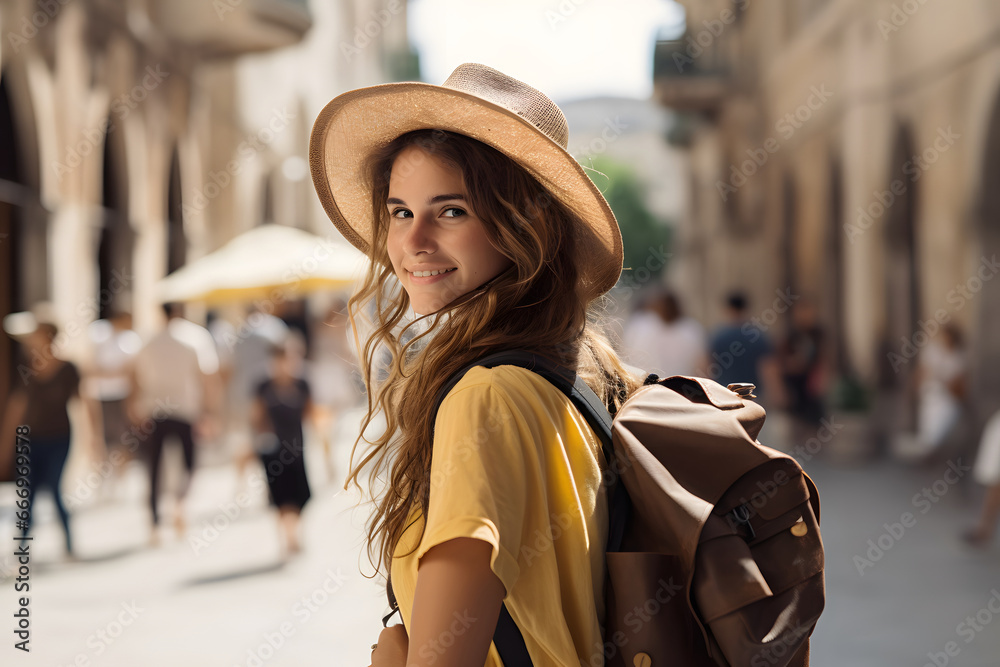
376;537;506;667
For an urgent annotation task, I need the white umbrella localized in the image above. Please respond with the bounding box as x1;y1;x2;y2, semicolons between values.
157;224;369;304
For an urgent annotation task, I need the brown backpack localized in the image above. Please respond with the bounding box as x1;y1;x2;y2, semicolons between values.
603;373;825;667
386;352;826;667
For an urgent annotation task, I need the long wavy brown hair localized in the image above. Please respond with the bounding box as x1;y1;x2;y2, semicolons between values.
343;129;640;579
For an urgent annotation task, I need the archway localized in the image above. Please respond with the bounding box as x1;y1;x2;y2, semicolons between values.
880;123;921;431
0;74;43;414
826;157;848;375
973;87;1000;418
97;118;133;319
166;146;186;274
781;174;798;296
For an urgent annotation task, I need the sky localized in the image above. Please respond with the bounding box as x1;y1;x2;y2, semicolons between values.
408;0;686;103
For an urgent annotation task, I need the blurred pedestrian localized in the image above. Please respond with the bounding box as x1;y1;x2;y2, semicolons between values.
707;291;786;405
309;299;362;481
251;341;314;556
779;299;828;440
621;290;707;377
228;304;288;480
129;303;221;545
84;310;142;497
964;409;1000;548
911;323;967;459
1;309;95;557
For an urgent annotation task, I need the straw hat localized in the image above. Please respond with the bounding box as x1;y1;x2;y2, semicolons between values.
309;63;623;301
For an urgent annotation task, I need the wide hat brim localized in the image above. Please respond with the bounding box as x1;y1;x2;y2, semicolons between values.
309;76;624;301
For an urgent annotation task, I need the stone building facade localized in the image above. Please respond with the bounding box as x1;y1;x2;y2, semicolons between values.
0;0;413;412
656;0;1000;436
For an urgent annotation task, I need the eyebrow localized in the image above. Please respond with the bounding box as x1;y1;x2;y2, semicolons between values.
386;194;466;206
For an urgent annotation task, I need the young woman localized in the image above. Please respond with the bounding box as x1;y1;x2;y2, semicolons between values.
310;63;640;666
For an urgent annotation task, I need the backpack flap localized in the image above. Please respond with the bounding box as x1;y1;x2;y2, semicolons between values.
693;459;826;667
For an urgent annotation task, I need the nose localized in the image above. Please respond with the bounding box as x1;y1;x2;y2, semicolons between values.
400;214;437;257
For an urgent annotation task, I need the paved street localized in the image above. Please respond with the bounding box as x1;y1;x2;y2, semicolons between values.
1;411;388;667
806;453;1000;667
1;416;1000;666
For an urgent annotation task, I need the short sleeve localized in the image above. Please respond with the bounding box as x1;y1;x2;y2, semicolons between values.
416;377;529;597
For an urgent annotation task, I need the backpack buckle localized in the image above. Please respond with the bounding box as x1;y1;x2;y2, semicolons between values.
727;383;757;399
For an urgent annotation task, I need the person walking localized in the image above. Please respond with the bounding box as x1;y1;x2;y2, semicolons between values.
129;303;220;545
964;408;1000;548
84;310;142;497
622;289;707;377
708;291;786;405
310;63;642;666
251;341;314;556
2;310;94;557
309;299;362;481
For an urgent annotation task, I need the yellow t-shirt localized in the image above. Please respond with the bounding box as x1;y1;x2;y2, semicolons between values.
391;365;609;666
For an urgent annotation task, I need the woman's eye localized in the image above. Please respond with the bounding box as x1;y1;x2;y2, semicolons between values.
390;208;412;219
442;207;466;218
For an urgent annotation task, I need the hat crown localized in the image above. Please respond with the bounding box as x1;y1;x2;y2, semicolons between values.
442;63;569;149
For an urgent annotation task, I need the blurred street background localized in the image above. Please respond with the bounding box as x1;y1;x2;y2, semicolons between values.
2;0;1000;664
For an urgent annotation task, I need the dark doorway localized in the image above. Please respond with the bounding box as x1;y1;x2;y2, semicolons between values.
880;124;921;431
0;74;43;415
97;119;133;319
974;87;1000;420
782;174;798;296
827;157;848;375
166;147;186;274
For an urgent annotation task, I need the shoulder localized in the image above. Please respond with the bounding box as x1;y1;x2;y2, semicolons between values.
440;364;565;421
447;365;552;400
